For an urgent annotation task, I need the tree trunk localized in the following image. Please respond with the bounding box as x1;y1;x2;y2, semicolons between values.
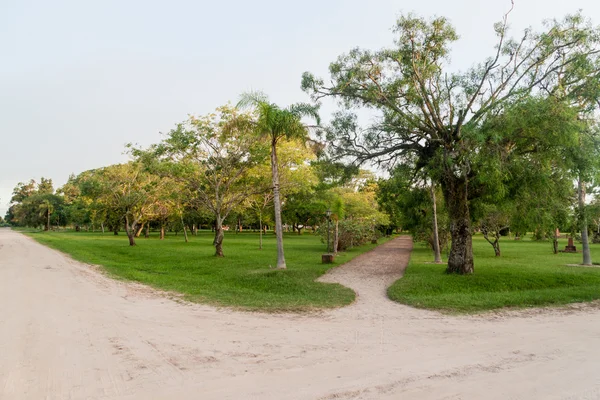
578;178;592;265
259;213;263;250
270;141;287;269
213;216;224;257
145;224;150;238
160;223;165;240
441;176;474;274
493;238;501;257
181;215;189;243
431;183;443;264
135;223;144;237
44;206;50;231
334;219;339;255
101;222;105;234
125;216;136;246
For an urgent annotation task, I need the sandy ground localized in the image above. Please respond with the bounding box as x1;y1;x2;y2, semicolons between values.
1;229;600;400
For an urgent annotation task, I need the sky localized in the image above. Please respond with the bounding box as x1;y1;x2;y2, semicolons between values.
1;0;599;216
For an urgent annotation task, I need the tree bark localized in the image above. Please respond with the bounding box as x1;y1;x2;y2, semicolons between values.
213;216;224;257
259;213;263;250
125;215;136;246
135;223;144;237
160;224;165;240
181;215;188;243
145;224;150;238
431;183;443;264
578;178;592;265
101;222;105;234
270;141;287;269
334;219;339;254
441;175;474;274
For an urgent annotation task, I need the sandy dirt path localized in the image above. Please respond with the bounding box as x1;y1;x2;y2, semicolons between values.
1;228;600;400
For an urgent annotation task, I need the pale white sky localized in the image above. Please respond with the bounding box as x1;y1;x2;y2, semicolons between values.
1;0;599;216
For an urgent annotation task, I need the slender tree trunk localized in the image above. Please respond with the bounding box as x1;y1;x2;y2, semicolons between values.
578;178;592;265
213;215;224;257
145;224;150;238
101;222;105;234
441;175;474;274
135;223;144;237
493;236;501;257
270;141;286;269
259;212;263;250
334;219;339;254
181;215;188;243
160;223;165;240
431;183;443;264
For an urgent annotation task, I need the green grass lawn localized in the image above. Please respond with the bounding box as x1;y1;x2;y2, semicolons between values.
388;235;600;313
24;229;389;312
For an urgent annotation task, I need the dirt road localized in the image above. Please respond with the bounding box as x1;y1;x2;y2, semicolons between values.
1;228;600;400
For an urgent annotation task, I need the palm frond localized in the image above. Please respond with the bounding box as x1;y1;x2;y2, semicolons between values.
237;90;270;110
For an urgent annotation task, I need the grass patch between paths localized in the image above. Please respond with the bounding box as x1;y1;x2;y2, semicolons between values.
388;235;600;313
24;230;390;312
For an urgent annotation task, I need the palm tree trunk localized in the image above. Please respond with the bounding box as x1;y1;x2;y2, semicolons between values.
271;141;286;269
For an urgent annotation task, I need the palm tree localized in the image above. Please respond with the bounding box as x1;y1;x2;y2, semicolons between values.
238;92;320;269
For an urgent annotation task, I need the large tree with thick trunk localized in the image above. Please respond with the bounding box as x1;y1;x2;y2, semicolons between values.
302;9;600;274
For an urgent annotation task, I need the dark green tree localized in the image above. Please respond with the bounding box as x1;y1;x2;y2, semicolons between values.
303;11;600;274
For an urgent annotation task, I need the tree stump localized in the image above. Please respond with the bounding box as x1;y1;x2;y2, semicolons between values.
563;237;577;253
322;254;335;264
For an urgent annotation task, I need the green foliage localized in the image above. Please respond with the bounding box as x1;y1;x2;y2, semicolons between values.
303;11;600;273
388;235;600;313
377;167;449;250
7;178;65;229
26;231;388;311
320;182;389;251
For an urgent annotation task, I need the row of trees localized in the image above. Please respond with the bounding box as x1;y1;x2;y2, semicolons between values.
6;102;389;269
6;10;600;275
